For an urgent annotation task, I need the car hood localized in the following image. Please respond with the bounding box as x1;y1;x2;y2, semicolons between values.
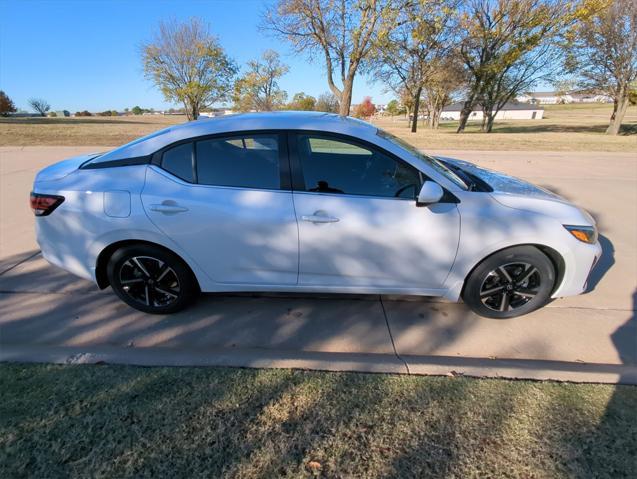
34;153;103;182
439;157;596;225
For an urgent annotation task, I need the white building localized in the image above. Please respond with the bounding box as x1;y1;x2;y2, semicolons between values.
199;108;235;118
516;91;613;104
441;102;544;121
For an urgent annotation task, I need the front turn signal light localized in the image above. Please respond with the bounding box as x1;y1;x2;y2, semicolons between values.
564;225;598;244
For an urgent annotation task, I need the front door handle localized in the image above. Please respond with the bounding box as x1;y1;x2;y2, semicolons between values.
301;212;340;223
149;203;189;214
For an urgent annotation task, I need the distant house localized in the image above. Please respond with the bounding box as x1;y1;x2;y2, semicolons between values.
516;91;613;104
441;102;544;121
199;108;235;118
516;92;565;104
568;92;613;103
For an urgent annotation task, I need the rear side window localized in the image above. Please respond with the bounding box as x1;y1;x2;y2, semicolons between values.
161;142;194;182
296;135;421;199
196;135;280;189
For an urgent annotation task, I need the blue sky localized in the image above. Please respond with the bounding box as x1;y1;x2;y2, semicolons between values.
0;0;394;112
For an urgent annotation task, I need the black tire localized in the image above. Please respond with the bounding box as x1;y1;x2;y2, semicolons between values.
462;246;555;319
107;244;198;314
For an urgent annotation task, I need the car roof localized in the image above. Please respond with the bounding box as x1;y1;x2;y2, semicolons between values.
91;111;379;163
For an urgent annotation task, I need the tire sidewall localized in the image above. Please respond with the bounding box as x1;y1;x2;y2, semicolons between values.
463;246;555;319
107;244;197;314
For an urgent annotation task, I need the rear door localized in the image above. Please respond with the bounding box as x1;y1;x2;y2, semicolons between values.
142;132;299;285
290;133;460;291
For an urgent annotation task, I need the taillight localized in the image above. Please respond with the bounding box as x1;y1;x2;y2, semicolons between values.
30;192;64;216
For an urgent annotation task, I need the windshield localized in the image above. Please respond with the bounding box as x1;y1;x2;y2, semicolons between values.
376;129;469;190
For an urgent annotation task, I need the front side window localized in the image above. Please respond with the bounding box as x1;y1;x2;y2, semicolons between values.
296;135;421;199
376;128;469;190
196;134;280;189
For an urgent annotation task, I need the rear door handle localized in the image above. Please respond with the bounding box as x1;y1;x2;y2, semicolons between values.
149;204;189;214
301;213;340;223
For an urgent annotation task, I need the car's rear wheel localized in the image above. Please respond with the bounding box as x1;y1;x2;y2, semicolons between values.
462;246;555;319
107;244;198;314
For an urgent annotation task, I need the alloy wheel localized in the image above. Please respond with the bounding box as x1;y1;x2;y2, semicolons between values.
118;256;181;308
479;262;541;313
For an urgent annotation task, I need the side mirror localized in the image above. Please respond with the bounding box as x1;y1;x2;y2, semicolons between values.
417;181;444;206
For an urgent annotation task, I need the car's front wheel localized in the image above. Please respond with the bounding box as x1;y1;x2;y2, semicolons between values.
462;246;556;319
107;244;198;314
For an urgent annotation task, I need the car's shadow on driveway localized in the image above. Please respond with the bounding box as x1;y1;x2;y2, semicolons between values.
1;252;634;384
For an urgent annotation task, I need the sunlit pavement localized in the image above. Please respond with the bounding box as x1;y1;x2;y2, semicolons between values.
1;147;636;383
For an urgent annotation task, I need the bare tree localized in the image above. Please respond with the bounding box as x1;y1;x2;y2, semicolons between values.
477;43;562;132
370;0;458;132
233;50;289;111
29;98;50;117
421;57;467;129
263;0;397;116
566;0;637;135
456;0;574;133
142;18;237;120
314;91;340;112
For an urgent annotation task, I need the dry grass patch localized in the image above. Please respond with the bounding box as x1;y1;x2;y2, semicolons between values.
0;115;184;147
1;363;635;478
1;105;636;151
372;104;637;152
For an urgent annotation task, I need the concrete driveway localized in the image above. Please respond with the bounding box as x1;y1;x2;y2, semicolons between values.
1;146;635;383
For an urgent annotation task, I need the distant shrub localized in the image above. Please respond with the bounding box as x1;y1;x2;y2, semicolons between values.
97;110;112;116
75;110;92;117
132;106;143;115
48;111;57;117
0;90;17;116
110;110;119;116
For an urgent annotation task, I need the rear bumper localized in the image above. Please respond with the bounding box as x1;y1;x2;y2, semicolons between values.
36;218;95;282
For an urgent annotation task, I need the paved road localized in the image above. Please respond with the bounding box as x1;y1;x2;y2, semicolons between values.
1;146;635;383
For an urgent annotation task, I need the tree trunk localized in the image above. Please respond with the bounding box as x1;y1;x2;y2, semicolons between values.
184;99;199;121
485;112;496;132
606;92;629;135
480;114;487;131
456;100;473;133
339;80;353;116
432;107;442;129
411;87;422;133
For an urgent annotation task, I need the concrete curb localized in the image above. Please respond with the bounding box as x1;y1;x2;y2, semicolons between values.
2;345;635;385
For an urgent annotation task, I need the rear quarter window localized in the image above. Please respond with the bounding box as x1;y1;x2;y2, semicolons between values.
161;143;194;182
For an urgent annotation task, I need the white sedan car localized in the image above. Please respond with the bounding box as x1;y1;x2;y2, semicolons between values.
31;112;601;318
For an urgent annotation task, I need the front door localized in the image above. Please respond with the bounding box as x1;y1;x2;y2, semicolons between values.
142;133;299;285
290;133;460;291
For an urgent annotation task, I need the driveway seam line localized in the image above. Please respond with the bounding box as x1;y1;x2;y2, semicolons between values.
0;250;41;276
379;295;411;374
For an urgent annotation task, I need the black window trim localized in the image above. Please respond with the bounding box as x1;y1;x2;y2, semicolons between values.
80;155;151;170
287;130;459;203
81;128;457;203
152;130;292;191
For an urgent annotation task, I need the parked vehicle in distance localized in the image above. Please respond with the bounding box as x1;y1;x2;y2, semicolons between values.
31;112;601;318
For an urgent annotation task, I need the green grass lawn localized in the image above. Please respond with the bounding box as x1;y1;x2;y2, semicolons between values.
1;364;635;478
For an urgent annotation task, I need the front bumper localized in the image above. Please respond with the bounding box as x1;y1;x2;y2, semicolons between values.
551;239;602;298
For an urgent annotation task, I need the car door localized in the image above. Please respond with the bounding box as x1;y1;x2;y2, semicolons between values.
290;132;460;291
142;132;299;285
